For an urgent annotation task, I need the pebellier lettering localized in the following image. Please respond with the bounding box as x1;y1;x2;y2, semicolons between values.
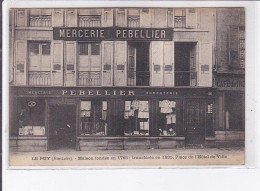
62;89;135;96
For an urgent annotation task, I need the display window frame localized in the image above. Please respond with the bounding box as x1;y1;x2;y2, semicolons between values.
16;97;47;137
78;98;109;137
123;99;151;137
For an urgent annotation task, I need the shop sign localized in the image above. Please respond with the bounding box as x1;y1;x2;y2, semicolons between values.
53;27;173;41
214;78;245;88
14;87;213;98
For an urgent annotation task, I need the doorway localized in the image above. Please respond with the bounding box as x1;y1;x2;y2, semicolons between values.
127;42;150;86
184;99;206;147
48;105;76;150
174;42;197;86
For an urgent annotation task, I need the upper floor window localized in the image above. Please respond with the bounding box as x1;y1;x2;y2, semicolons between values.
127;9;140;27
28;41;51;86
174;8;186;28
78;42;101;86
29;9;52;27
78;15;101;27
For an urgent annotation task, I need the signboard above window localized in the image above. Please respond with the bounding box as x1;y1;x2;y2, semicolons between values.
53;27;173;41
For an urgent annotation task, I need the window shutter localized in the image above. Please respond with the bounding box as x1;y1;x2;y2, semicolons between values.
16;9;28;27
198;42;212;87
153;8;167;28
65;9;77;27
51;41;63;86
163;41;174;86
229;26;240;68
102;41;113;86
140;8;151;28
116;8;127;27
151;41;163;86
102;8;113;27
114;41;127;86
64;41;77;86
186;8;197;29
15;40;27;85
52;9;64;27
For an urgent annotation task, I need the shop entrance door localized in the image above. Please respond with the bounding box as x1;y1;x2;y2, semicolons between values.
184;99;206;147
48;105;76;150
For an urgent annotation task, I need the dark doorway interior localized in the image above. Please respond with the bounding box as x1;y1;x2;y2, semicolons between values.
184;99;206;147
49;105;76;150
175;42;197;86
128;42;150;86
225;92;243;130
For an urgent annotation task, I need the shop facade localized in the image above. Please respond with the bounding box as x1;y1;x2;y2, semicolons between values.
9;8;217;151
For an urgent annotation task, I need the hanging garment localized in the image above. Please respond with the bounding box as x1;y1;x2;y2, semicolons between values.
81;101;91;111
140;122;144;130
138;111;144;118
144;122;149;130
129;109;135;117
171;114;176;123
102;101;107;111
170;101;176;108
125;101;131;111
143;111;149;119
85;111;91;117
102;110;107;121
143;101;149;111
166;114;172;124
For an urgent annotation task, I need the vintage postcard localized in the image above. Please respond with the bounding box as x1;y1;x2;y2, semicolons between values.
8;6;245;166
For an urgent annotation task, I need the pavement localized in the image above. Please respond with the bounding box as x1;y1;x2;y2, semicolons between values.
9;147;245;167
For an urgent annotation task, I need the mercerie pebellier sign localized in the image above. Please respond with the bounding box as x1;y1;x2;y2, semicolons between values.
53;27;173;41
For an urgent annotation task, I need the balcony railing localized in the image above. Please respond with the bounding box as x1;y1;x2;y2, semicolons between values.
128;15;140;28
175;71;197;86
78;71;101;86
28;71;51;86
29;16;52;27
78;16;101;27
127;71;150;86
174;16;186;28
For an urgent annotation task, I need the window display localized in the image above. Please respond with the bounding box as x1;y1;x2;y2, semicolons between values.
124;100;149;136
80;101;108;136
17;98;46;136
158;100;177;136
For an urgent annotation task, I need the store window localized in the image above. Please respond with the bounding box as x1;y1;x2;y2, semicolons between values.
17;98;46;136
174;8;186;28
78;42;101;86
78;15;101;27
80;101;108;136
28;41;51;86
29;9;52;27
127;9;140;27
123;100;149;136
158;100;177;136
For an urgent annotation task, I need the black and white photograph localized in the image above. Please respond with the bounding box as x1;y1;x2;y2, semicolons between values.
7;6;245;166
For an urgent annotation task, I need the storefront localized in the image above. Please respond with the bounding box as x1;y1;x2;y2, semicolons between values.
10;87;215;151
9;8;217;151
214;75;245;147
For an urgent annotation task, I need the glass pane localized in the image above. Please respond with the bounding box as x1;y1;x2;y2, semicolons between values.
79;43;88;55
29;43;39;56
91;43;100;55
42;43;50;55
